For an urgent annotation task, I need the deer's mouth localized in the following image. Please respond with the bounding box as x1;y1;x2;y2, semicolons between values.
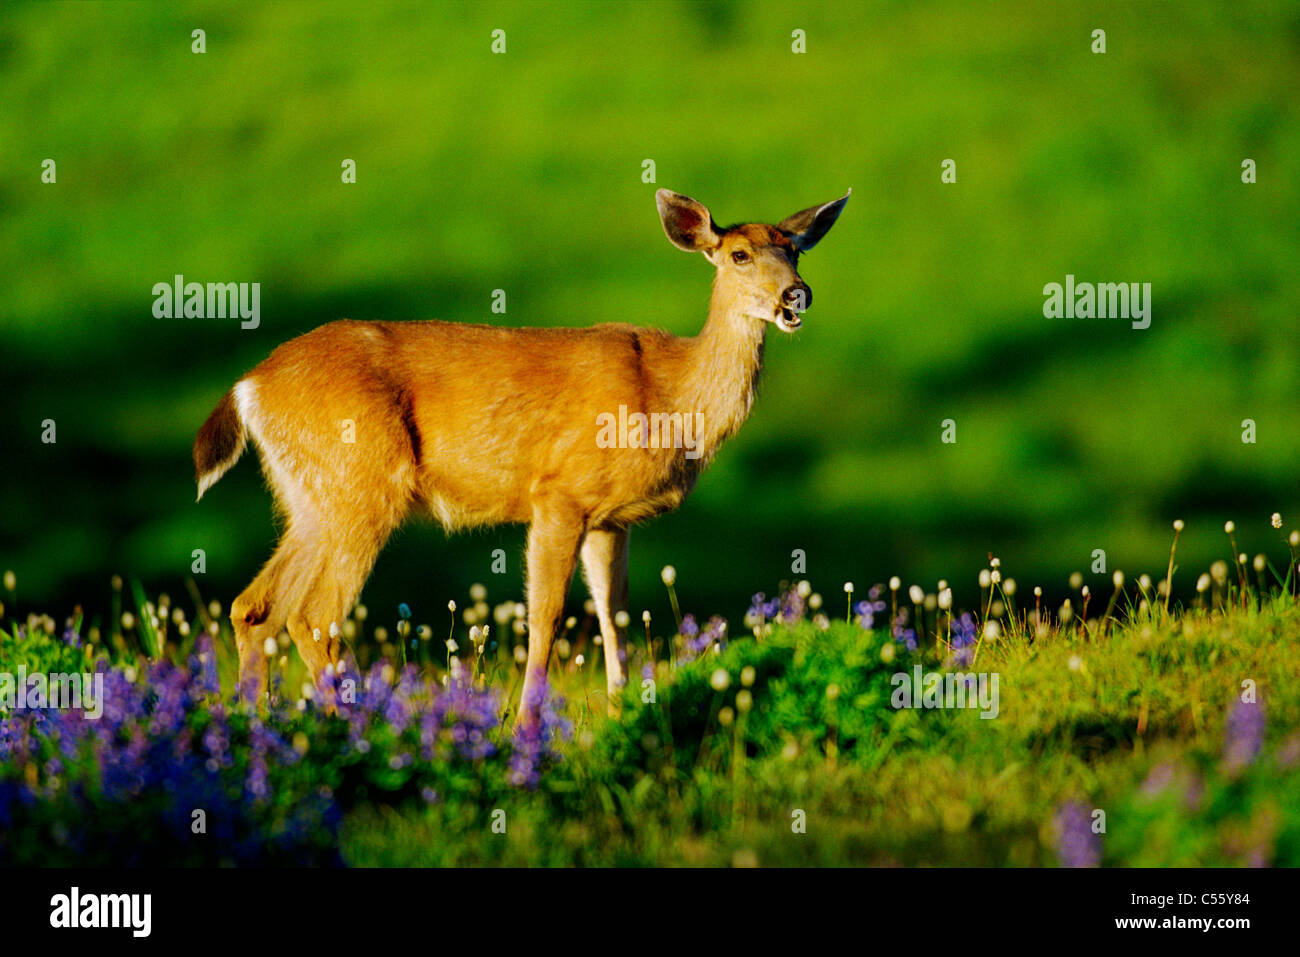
775;305;804;332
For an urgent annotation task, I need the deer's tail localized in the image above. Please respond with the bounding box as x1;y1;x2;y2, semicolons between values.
194;383;248;501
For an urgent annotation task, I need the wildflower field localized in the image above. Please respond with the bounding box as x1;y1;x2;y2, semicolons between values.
2;519;1297;868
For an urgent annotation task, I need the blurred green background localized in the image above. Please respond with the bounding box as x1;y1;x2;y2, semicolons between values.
1;0;1298;631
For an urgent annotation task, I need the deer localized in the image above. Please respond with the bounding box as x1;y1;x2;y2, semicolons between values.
193;188;849;728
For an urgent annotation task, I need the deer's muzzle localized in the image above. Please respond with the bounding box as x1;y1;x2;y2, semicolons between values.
776;283;811;332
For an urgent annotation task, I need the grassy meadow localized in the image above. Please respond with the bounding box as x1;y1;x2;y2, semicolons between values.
2;516;1298;866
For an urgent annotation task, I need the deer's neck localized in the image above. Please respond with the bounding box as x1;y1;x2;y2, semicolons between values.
674;279;767;463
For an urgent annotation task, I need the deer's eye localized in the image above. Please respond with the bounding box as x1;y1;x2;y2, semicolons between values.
731;249;751;264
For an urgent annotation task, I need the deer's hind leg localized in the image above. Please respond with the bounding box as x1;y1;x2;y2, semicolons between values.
234;368;420;696
232;492;407;700
284;530;387;687
281;483;411;688
231;531;306;700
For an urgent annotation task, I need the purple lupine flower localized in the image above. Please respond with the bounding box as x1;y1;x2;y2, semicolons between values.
202;721;230;768
854;600;872;628
382;691;412;734
147;663;190;737
1223;699;1265;773
949;612;977;666
508;678;572;789
246;753;269;800
0;718;27;762
892;609;918;651
188;635;221;697
777;586;806;624
681;615;727;662
3;613;583;865
1053;801;1101;868
430;675;501;761
855;599;886;630
0;632;354;863
418;710;440;762
747;592;780;624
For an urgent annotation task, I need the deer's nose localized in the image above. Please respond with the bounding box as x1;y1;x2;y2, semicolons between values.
782;283;812;310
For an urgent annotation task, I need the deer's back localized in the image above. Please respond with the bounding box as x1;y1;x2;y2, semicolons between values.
244;319;700;530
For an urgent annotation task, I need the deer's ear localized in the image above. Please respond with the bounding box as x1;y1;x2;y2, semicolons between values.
778;189;851;252
656;190;721;254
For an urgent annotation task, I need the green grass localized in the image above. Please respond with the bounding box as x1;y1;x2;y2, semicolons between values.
338;596;1300;866
3;552;1296;867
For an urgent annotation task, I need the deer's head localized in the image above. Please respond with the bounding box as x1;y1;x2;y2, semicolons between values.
656;188;849;332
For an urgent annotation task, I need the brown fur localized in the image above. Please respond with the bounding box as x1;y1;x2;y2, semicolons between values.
194;188;848;727
193;391;242;488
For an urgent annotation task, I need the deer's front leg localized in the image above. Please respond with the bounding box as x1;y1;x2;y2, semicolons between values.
517;501;586;731
581;526;630;717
